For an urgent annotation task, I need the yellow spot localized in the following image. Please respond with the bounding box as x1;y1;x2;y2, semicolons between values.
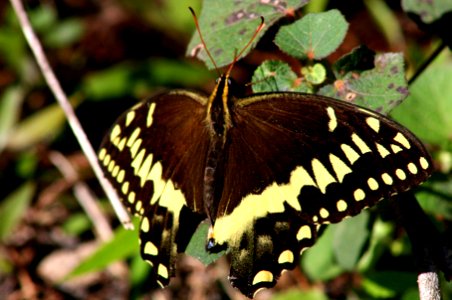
337;199;347;212
358;107;378;117
126;128;141;147
366;117;380;132
131;149;145;174
312;158;336;194
158;264;169;279
391;144;403;154
407;162;418;174
329;153;352;182
158;180;186;217
121;181;129;194
117;170;125;183
326;106;337;132
128;191;136;204
376;143;390;158
156;280;164;288
367;177;379;190
141;217;150;232
419;157;429;170
312;215;318;222
112;165;120;177
278;250;294;264
130;138;143;159
112;136;120;147
297;225;312;240
252;270;273;285
341;144;360;165
354;189;365;201
117;137;127;151
147;103;157;127
253;288;266;298
382;173;393;185
148;162;165;205
135;200;143;212
110;125;121;142
137;154;154;187
396;169;406;180
98;148;106;160
126;110;135;126
319;208;329;218
394;132;411;149
351;133;371;154
107;160;115;172
145;259;153;267
103;154;111;166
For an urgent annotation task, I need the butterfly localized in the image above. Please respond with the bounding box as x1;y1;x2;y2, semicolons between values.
98;11;432;299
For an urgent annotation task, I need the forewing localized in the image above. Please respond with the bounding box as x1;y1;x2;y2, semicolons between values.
98;90;209;286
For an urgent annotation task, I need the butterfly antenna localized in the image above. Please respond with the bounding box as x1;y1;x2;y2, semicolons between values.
225;16;265;76
189;7;220;74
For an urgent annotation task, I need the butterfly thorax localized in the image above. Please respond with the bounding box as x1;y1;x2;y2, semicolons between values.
203;74;234;231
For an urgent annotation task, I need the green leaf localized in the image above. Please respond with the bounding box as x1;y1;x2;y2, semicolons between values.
391;55;452;145
251;60;298;93
361;271;417;298
332;211;370;270
43;18;84;48
69;221;139;278
0;182;35;241
416;178;452;220
357;218;395;272
402;0;452;23
62;213;92;236
301;63;326;85
301;226;344;281
83;65;134;100
186;0;310;69
274;9;348;60
272;288;329;300
28;4;57;33
333;45;376;76
6;100;76;151
0;86;25;152
319;52;408;114
185;222;226;265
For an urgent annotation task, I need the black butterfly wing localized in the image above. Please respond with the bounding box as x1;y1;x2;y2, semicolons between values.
98;90;209;286
213;93;432;297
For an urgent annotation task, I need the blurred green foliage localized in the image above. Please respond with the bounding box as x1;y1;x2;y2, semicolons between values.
0;0;452;299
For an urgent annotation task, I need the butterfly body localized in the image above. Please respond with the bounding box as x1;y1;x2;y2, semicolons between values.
99;72;432;298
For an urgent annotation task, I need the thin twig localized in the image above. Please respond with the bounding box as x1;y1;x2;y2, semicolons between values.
9;0;132;229
48;151;128;279
48;151;113;242
408;41;447;85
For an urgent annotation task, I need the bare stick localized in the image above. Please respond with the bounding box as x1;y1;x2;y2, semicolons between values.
9;0;132;229
48;151;114;242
